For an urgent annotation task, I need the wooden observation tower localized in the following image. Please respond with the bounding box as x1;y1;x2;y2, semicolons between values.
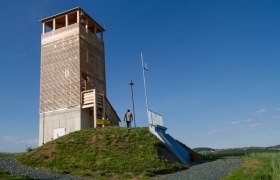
38;7;120;146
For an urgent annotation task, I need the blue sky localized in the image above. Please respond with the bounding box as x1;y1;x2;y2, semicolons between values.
1;0;280;152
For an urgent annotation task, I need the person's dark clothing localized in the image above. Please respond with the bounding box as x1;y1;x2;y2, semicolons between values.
124;111;133;128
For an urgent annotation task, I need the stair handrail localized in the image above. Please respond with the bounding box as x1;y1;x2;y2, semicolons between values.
101;94;121;123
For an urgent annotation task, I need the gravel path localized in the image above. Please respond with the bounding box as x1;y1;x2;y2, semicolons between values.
0;157;242;179
156;158;243;180
0;157;82;179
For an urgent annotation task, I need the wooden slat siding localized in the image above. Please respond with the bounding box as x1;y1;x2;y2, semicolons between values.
40;33;80;113
83;96;94;100
82;104;94;108
81;90;95;108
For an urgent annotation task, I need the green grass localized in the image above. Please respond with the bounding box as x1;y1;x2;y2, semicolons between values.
18;127;187;179
0;171;31;180
223;152;280;180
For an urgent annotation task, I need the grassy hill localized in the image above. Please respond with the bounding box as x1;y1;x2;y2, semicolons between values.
19;127;187;179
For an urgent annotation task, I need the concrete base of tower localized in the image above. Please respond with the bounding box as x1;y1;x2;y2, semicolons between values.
38;106;82;146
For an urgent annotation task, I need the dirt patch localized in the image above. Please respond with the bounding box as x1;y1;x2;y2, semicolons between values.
27;142;56;159
242;158;263;175
158;145;180;163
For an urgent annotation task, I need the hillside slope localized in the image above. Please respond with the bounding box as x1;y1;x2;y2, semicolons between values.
19;127;187;178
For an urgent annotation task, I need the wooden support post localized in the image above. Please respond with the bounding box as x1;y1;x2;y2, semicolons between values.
42;22;46;34
94;25;97;37
93;89;97;128
85;18;88;33
65;14;68;27
77;10;80;23
102;92;105;120
53;19;56;31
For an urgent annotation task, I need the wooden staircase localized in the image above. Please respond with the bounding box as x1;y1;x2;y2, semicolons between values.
81;89;120;127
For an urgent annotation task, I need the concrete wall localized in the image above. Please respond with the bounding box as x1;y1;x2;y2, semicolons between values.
38;106;81;146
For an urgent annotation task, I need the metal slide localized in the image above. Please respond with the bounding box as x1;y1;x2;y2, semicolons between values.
150;125;190;164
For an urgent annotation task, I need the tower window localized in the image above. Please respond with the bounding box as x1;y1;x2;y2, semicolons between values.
65;68;70;78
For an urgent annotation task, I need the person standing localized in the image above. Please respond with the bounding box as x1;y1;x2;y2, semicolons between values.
124;109;133;128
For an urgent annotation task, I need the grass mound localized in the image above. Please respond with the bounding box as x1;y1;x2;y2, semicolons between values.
19;127;187;178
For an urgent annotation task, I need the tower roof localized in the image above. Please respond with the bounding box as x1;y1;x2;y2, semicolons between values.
40;7;105;32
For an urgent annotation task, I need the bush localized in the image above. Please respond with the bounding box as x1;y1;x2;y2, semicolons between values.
25;146;34;153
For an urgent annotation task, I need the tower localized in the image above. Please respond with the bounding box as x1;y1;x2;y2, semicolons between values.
39;7;120;146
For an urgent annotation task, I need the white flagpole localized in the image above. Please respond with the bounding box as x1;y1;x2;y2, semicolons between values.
141;53;150;121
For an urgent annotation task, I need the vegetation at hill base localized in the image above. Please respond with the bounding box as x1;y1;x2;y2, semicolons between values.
195;146;280;179
0;152;23;158
0;152;30;179
18;127;187;179
0;170;30;180
223;152;280;180
195;147;280;160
